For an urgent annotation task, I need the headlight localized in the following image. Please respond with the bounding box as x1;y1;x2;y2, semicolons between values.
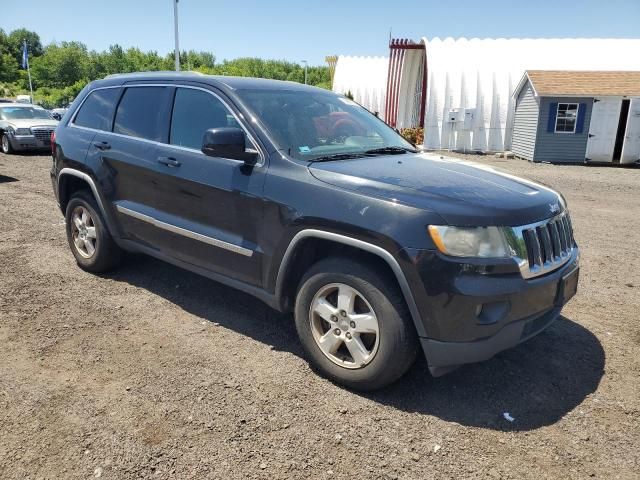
15;128;31;135
428;225;511;258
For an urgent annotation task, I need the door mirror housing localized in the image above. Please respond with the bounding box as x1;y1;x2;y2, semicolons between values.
201;127;259;165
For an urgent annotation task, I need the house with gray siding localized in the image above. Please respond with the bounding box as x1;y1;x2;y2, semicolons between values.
512;71;640;165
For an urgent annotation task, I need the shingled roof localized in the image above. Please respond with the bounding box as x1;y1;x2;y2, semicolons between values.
522;70;640;97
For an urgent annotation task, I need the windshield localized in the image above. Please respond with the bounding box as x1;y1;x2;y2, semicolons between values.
235;88;416;161
0;107;51;120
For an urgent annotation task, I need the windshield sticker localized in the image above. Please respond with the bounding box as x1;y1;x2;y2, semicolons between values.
298;146;311;153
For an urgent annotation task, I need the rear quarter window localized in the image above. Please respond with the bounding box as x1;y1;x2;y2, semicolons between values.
73;88;121;131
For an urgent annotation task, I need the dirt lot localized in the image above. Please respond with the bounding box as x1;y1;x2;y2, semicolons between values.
0;151;638;480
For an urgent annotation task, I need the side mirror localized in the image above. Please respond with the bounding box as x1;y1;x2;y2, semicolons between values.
201;127;259;165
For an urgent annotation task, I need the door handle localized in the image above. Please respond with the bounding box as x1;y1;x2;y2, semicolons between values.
588;134;595;138
157;156;181;167
93;141;111;150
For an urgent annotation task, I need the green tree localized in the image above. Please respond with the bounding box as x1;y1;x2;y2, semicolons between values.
0;27;331;107
6;28;43;63
31;41;90;88
0;29;8;54
0;52;19;83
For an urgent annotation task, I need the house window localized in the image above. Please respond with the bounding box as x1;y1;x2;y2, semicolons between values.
555;103;579;133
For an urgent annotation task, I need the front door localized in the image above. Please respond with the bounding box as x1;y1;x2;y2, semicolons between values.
585;98;622;162
143;85;266;286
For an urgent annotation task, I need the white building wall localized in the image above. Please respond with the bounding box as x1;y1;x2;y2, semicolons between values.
422;38;640;152
332;55;389;120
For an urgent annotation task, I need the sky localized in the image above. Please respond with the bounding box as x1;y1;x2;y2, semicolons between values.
3;0;639;65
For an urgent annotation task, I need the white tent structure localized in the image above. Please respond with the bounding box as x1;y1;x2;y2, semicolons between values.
333;38;640;152
332;55;388;120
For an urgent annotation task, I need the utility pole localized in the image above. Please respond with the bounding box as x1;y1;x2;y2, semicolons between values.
301;60;308;84
173;0;180;71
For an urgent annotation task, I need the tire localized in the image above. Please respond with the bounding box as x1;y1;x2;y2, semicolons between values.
1;133;14;154
65;190;122;272
294;257;418;391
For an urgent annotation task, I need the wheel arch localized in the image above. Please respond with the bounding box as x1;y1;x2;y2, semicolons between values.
275;229;427;337
58;168;106;215
57;168;118;238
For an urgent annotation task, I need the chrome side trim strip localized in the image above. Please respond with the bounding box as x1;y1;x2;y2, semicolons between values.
275;229;427;337
115;205;253;257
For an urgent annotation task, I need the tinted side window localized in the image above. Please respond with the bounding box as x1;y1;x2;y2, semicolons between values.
73;88;120;131
170;88;239;150
114;87;172;142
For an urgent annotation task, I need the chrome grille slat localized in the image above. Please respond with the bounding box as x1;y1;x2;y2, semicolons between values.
31;127;55;142
511;211;576;279
566;215;575;245
557;218;568;252
523;229;541;267
538;225;552;263
549;222;562;259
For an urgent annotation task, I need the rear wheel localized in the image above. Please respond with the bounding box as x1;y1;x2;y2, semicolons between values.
1;133;14;154
294;257;418;391
65;190;122;272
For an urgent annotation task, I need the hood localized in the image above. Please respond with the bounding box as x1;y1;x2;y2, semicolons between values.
8;118;59;129
308;152;564;226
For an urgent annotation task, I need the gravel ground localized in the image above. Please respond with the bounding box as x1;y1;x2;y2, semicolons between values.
0;151;638;480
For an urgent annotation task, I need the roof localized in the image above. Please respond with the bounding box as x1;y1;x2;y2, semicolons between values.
523;70;640;97
96;71;321;92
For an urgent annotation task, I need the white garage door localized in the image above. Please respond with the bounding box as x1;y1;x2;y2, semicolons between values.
585;98;622;162
621;99;640;165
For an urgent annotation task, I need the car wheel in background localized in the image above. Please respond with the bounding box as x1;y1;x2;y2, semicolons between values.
1;133;14;154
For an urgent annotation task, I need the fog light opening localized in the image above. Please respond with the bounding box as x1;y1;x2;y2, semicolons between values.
475;301;510;325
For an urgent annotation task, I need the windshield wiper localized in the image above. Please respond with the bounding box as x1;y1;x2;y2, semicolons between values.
308;153;366;162
364;146;416;155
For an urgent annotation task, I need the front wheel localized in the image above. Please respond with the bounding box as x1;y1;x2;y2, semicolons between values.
294;257;418;391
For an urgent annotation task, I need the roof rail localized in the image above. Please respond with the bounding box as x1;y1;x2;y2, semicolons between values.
103;70;205;79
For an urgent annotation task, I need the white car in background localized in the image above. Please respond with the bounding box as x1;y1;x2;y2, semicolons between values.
50;107;69;121
0;103;59;154
15;95;32;104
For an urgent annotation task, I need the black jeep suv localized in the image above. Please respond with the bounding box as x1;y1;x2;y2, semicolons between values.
50;72;579;390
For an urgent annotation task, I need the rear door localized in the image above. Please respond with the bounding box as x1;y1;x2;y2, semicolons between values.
88;85;175;244
64;87;122;171
147;85;267;286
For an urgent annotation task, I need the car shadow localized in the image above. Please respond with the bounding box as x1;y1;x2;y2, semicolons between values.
106;255;604;431
2;151;48;157
0;174;19;183
364;317;604;431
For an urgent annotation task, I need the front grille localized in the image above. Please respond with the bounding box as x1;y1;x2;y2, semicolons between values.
519;213;575;278
31;127;54;142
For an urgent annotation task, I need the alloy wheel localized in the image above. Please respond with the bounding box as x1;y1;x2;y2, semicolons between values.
70;206;97;258
309;283;380;369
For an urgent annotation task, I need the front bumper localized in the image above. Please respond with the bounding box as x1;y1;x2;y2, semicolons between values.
399;247;580;376
8;134;51;151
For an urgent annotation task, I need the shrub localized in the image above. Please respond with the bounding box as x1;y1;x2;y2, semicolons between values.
400;127;424;146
